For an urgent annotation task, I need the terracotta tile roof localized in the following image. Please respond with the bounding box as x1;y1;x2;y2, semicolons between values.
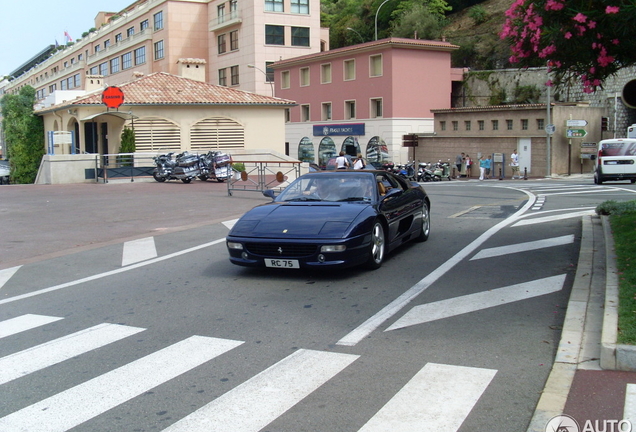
70;72;295;107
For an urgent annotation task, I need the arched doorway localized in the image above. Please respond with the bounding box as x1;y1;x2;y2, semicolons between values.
318;137;336;168
366;136;390;163
341;136;360;157
297;137;315;163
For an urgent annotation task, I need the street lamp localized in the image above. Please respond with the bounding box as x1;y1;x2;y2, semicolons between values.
375;0;391;41
346;27;365;44
247;64;274;97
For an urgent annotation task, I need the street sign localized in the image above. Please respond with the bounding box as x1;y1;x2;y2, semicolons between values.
566;129;588;138
101;86;125;109
545;124;556;135
566;119;588;127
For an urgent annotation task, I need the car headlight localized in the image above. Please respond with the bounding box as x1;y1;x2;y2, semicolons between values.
320;245;346;253
227;242;244;250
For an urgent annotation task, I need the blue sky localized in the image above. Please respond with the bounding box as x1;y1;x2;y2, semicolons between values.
0;0;133;77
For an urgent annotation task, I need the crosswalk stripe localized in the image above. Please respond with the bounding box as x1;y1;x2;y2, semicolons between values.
0;323;145;385
122;237;157;266
162;349;359;432
0;266;21;291
0;335;244;432
386;274;566;331
470;235;574;260
0;314;63;339
358;363;497;432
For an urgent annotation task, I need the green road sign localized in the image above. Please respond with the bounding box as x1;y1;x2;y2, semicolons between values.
566;129;587;138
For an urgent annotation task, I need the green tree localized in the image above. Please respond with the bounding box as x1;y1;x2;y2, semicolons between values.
500;0;636;93
391;3;447;40
118;126;136;167
0;86;44;184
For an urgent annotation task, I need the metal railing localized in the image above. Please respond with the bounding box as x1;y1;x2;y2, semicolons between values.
227;161;302;196
97;153;155;183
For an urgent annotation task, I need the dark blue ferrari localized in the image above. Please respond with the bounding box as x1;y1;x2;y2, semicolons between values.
226;170;430;270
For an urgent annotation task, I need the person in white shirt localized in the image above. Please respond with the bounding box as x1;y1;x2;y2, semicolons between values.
510;150;520;179
353;153;365;170
336;151;350;170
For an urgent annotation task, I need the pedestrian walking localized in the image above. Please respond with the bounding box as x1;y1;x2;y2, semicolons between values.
465;154;472;178
484;155;492;179
510;150;520;179
479;156;487;180
455;152;465;178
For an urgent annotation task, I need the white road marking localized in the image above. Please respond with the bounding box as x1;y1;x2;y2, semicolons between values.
0;238;226;306
336;188;536;346
386;274;566;331
222;219;238;230
512;210;595;227
0;335;244;432
0;265;21;290
624;384;636;427
470;235;574;261
122;237;157;266
162;349;359;432
0;323;145;385
0;314;63;339
358;363;497;432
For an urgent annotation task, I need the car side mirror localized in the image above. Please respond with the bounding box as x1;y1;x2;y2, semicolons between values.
262;189;276;200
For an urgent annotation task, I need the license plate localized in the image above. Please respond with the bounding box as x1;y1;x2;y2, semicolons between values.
265;258;300;269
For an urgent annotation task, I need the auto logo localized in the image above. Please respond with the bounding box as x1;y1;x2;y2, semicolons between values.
323;126;329;136
278;247;283;254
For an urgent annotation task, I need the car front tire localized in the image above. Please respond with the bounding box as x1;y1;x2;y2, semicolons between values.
415;202;430;242
365;221;386;270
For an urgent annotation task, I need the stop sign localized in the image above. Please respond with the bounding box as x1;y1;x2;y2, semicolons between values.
101;86;125;109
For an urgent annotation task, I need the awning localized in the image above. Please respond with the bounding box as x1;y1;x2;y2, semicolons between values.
80;111;138;121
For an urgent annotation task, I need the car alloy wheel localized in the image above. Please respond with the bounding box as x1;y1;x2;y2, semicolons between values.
366;221;385;269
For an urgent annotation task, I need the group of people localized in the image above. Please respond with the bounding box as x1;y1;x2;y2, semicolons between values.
335;151;366;170
455;150;520;180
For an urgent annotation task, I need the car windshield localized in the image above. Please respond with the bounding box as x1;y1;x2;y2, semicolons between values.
277;174;375;203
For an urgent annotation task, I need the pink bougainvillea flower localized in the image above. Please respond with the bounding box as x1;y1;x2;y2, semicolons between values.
588;20;596;29
545;80;554;87
573;13;587;23
605;6;620;14
564;32;572;39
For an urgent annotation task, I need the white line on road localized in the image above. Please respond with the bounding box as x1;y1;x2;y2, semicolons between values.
122;237;157;266
386;274;566;331
470;235;574;261
512;210;595;227
358;363;497;432
0;335;244;432
336;188;536;346
162;349;359;432
0;314;63;339
624;384;636;427
0;266;21;291
0;323;145;385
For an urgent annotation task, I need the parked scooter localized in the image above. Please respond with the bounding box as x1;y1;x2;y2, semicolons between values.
199;151;232;182
398;161;417;181
417;162;434;182
152;151;203;183
432;160;452;181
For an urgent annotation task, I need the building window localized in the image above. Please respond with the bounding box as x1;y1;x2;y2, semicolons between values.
115;33;122;43
140;19;149;31
452;121;458;131
89;66;98;75
371;98;382;118
478;120;484;131
73;73;81;88
321;63;331;84
465;121;471;131
95;45;101;53
154;40;164;60
78;53;83;61
60;79;67;90
231;65;239;85
344;59;355;81
265;62;274;82
104;39;111;49
218;4;226;22
110;57;120;73
281;71;290;89
521;119;529;130
285;108;291;123
218;68;227;86
265;0;284;12
506;119;513;130
301;104;310;122
64;61;68;68
154;11;163;30
99;62;108;76
122;52;132;69
322;102;332;121
134;46;146;65
49;84;57;93
127;27;135;38
537;118;545;130
440;121;446;131
230;30;239;50
230;0;238;16
370;54;382;77
218;34;227;54
291;27;310;46
265;25;284;45
300;67;310;86
291;0;309;14
345;100;356;119
492;120;499;131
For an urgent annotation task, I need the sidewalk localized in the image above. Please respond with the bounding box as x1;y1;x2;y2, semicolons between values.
527;215;636;431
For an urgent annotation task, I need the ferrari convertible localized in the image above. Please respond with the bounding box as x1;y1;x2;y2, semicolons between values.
226;170;430;270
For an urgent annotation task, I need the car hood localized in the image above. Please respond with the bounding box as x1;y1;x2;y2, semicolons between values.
230;202;368;239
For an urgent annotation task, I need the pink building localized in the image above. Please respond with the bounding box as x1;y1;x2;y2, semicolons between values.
271;37;464;165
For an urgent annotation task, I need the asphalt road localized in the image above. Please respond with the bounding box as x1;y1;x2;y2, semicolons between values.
1;177;635;431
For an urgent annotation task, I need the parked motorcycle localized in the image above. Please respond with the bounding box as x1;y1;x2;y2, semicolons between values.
397;161;417;181
417;162;434;182
152;151;203;183
432;160;452;181
199;151;232;182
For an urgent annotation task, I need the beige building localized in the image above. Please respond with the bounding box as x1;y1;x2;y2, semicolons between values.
413;103;606;177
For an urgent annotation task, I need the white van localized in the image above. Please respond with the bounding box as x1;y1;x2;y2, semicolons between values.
593;138;636;184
